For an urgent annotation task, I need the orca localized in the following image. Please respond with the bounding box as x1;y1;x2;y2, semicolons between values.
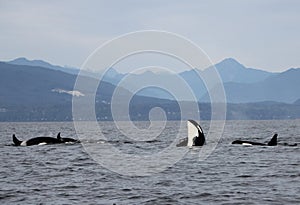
56;132;80;143
232;134;277;146
177;120;205;147
12;132;80;146
282;142;297;147
13;133;61;146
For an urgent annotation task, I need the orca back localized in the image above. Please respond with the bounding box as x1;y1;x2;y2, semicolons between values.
25;137;61;146
232;140;265;146
61;137;79;143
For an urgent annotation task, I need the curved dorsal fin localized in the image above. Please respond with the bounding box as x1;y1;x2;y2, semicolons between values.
57;132;62;140
13;134;22;146
268;133;277;146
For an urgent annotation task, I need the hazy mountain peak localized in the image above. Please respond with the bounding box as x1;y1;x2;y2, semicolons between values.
283;67;300;73
294;98;300;105
209;58;273;83
219;58;244;67
104;67;121;77
7;57;79;75
215;58;245;71
9;57;55;68
11;57;27;62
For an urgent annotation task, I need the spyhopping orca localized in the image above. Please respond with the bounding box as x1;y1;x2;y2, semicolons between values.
177;120;205;147
232;134;277;146
12;132;80;146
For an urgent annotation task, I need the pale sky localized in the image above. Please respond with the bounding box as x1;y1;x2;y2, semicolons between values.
0;0;299;72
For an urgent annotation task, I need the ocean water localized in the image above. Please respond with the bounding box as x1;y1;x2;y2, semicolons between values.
0;120;300;205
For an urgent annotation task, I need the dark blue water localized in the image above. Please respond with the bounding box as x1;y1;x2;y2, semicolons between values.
1;120;300;204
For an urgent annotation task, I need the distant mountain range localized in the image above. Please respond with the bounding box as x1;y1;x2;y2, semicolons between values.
0;57;299;121
8;57;300;104
210;58;275;83
220;68;300;103
8;57;79;75
113;58;299;103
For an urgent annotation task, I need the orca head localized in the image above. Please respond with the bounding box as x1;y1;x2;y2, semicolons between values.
268;134;277;146
12;134;22;146
187;120;205;146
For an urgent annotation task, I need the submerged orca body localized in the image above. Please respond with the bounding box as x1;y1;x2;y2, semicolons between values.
177;120;205;147
12;132;80;146
232;134;278;146
282;143;297;147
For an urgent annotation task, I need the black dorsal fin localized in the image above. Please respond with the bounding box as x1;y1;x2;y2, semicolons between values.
12;134;22;146
268;134;278;146
57;132;62;140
